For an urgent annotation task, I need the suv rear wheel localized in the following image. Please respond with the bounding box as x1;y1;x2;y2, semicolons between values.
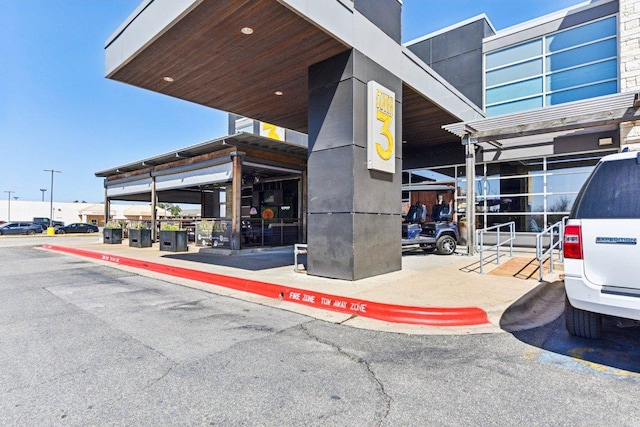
565;295;601;339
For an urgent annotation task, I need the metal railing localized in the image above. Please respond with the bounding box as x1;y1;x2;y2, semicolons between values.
476;221;515;274
241;218;300;248
535;217;568;282
156;217;300;248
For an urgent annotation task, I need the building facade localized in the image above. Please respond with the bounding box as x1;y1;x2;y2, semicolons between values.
102;0;639;279
404;0;639;244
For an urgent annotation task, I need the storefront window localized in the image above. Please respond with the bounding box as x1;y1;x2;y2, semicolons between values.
409;167;455;184
402;155;602;233
547;167;593;194
547;194;576;214
402;171;410;185
464;154;603;232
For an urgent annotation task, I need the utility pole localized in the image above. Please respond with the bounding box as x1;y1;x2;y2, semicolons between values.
3;190;15;221
43;169;61;228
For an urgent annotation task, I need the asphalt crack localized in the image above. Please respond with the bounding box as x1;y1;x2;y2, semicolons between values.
299;323;392;426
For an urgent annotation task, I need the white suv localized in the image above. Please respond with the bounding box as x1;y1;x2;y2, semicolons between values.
564;150;640;339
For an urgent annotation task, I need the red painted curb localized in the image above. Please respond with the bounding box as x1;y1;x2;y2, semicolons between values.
41;244;489;327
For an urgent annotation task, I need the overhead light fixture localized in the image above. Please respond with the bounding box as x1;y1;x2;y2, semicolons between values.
163;76;174;82
598;137;613;146
241;27;254;35
274;91;283;96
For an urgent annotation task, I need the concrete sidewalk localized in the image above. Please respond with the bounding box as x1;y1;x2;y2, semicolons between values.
40;239;565;335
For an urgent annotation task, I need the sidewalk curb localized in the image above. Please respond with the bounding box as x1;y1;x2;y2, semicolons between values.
499;279;565;332
42;244;489;327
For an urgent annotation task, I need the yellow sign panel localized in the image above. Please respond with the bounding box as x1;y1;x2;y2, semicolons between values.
260;122;285;141
367;81;396;173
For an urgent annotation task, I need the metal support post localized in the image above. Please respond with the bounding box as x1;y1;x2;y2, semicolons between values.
464;138;476;255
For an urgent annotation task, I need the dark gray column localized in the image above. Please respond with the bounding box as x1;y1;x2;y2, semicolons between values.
307;50;402;281
299;170;307;243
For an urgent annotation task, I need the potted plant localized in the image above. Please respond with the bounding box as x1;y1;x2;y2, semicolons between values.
128;221;152;248
159;223;188;252
103;221;123;244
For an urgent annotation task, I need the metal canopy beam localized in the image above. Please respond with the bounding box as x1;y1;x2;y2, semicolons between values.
443;92;640;141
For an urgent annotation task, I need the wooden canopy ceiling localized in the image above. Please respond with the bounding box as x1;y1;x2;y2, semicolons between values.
108;0;460;147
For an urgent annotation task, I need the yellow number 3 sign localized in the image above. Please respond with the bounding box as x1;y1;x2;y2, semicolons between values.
376;110;394;161
367;81;396;173
260;122;284;141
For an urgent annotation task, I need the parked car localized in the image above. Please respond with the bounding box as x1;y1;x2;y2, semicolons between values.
564;150;640;339
33;217;64;230
0;222;44;235
55;223;99;234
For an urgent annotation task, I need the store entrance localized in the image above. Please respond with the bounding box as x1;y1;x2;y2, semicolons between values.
241;178;301;247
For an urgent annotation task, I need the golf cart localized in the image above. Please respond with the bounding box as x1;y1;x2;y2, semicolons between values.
401;193;459;255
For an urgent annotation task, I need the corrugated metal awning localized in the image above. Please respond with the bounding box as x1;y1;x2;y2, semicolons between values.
443;92;640;142
155;162;232;191
106;177;153;198
95;132;307;178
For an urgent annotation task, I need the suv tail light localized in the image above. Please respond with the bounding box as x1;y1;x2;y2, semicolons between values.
564;224;583;260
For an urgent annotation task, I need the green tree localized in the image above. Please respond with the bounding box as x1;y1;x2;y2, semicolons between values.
158;202;182;217
169;204;182;217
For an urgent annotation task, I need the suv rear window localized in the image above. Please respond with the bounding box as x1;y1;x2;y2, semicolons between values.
573;157;640;219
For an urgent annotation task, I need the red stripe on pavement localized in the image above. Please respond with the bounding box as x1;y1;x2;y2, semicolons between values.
41;244;489;327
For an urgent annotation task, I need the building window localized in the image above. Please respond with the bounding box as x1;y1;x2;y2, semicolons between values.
485;15;617;116
403;151;615;233
235;118;254;134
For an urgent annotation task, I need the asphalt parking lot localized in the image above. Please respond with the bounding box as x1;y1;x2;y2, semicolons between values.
2;239;640;425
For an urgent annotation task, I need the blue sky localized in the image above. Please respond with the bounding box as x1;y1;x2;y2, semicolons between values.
1;0;588;203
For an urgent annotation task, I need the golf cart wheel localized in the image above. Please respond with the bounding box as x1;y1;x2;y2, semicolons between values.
435;235;456;255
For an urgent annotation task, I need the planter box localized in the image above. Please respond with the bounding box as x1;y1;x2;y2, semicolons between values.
129;228;152;248
103;228;123;244
159;230;188;252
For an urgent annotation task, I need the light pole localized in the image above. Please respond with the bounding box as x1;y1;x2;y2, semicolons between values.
40;188;47;201
3;190;15;221
43;169;61;228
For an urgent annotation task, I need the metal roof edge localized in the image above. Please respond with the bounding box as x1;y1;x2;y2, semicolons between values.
403;14;495;47
95;132;308;178
483;0;612;43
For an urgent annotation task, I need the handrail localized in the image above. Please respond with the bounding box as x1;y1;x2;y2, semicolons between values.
535;217;568;282
476;221;515;274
